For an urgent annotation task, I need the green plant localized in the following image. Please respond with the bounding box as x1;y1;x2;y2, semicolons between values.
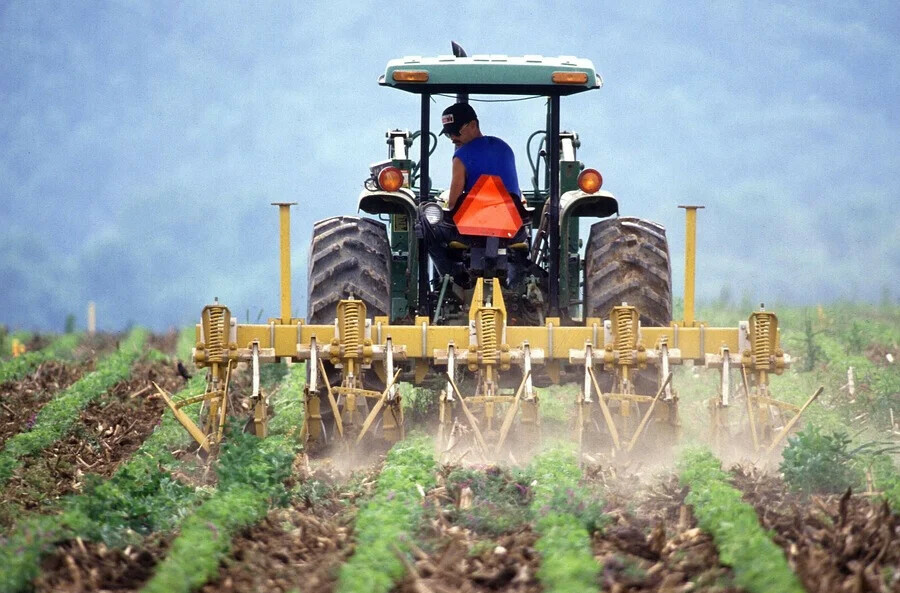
445;465;534;535
267;362;306;443
678;448;804;593
0;374;206;593
399;383;437;423
0;332;80;384
337;435;437;593
141;426;296;593
779;426;862;494
0;328;146;485
530;442;601;593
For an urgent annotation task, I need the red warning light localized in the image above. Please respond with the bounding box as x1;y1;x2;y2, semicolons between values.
452;175;523;238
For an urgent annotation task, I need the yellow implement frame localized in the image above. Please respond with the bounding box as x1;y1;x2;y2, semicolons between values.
169;204;809;457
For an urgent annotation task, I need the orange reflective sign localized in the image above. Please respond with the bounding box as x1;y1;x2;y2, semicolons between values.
452;175;523;238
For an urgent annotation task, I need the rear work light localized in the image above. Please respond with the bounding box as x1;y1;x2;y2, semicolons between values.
392;70;429;82
378;166;404;191
552;71;589;84
577;169;603;193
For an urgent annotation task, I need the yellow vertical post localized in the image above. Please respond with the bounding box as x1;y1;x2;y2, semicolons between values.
678;205;704;327
272;202;298;324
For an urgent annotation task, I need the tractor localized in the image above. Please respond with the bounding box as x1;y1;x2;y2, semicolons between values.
164;45;818;462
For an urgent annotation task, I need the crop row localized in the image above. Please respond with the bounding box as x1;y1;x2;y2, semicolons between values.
0;328;147;486
0;333;80;385
337;434;437;593
0;370;208;593
0;359;306;593
141;362;304;593
530;442;604;593
678;448;805;593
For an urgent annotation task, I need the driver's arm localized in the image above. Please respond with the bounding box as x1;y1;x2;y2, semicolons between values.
447;157;466;210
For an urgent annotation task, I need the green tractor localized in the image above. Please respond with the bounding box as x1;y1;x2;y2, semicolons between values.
174;45;799;461
304;44;673;452
309;45;672;361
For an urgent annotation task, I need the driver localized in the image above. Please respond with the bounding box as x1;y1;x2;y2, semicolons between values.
418;103;528;286
441;103;520;210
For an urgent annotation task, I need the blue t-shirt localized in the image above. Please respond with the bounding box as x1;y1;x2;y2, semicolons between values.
453;136;521;198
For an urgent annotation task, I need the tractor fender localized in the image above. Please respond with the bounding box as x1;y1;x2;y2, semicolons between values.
559;189;618;227
357;187;418;218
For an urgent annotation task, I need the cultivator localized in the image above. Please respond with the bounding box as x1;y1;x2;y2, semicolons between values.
159;202;810;461
163;48;814;460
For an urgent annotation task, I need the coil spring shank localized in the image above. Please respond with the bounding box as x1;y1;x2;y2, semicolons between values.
340;301;362;356
612;306;638;365
204;305;228;363
478;309;498;364
751;312;776;370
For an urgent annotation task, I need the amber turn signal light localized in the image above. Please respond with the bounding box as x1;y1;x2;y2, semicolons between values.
577;169;603;193
378;166;404;191
551;71;589;84
392;70;429;82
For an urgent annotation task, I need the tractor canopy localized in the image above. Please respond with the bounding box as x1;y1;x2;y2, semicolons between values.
380;54;602;96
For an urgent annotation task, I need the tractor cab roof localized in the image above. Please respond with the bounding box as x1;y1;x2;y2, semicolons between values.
380;54;602;96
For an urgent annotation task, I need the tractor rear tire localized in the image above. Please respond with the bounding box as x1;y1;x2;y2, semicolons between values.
583;217;676;457
584;217;672;326
306;216;392;448
307;216;391;323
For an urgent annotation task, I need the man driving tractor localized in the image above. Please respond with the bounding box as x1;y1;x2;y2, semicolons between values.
418;102;530;288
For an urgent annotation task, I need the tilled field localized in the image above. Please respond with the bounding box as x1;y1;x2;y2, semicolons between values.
1;330;899;593
0;359;186;527
24;456;900;593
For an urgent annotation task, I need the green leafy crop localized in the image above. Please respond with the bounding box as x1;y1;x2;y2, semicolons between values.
337;435;437;593
0;332;80;384
0;373;204;593
678;448;804;593
0;328;147;485
529;442;602;593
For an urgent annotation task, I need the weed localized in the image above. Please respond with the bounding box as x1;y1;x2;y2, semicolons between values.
780;426;863;494
444;465;534;535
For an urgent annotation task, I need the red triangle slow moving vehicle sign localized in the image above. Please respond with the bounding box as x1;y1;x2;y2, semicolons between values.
452;175;523;238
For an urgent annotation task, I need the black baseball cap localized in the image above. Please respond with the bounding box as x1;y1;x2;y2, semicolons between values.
441;103;478;136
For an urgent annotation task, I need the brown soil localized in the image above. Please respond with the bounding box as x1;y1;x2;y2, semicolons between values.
74;333;124;361
732;466;900;593
0;360;93;448
35;534;171;593
595;472;743;592
398;465;743;593
396;528;541;593
200;503;353;593
0;360;186;526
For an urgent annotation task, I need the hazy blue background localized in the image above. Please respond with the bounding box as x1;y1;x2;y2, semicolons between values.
2;1;898;331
